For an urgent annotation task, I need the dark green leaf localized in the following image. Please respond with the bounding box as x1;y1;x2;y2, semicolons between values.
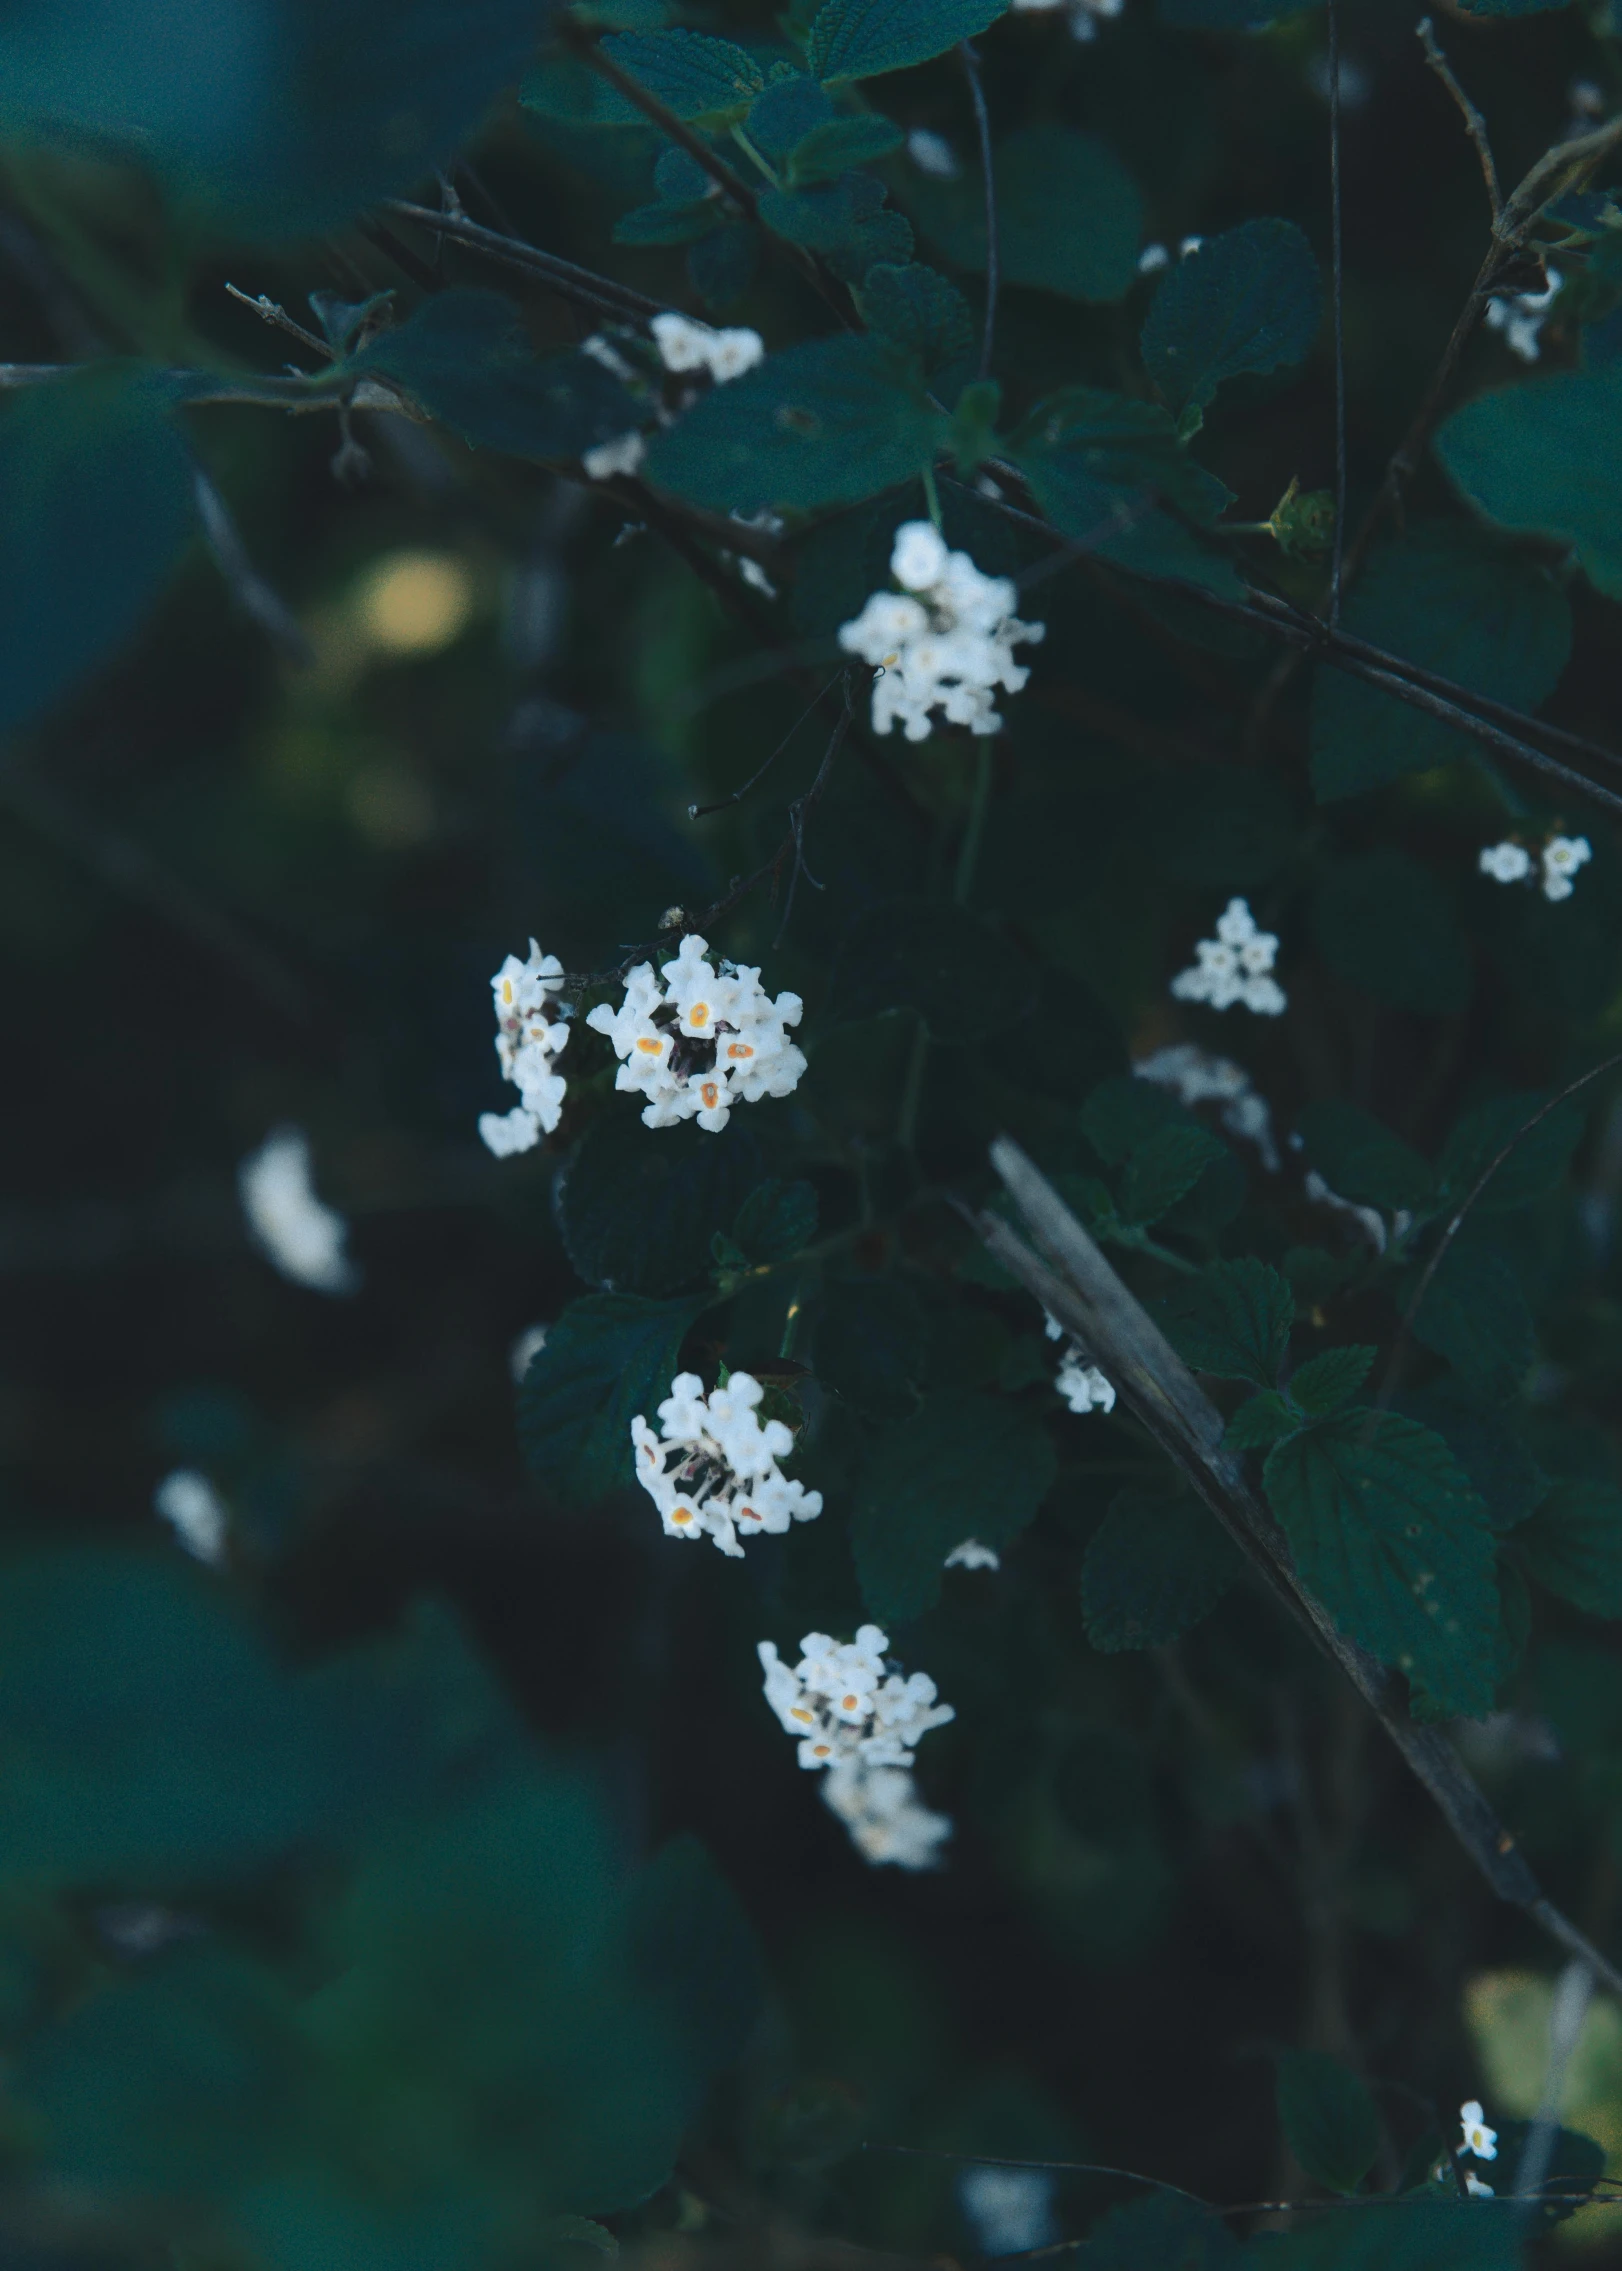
600;30;765;125
1296;1101;1435;1214
732;1178;819;1263
1118;1122;1227;1225
1276;2050;1381;2194
1252;2197;1520;2268
690;221;760;311
613;198;722;247
1141;218;1322;416
628;1834;764;2081
1012;386;1232;524
1399;1380;1546;1532
518;1294;706;1507
1156;1258;1295;1386
1435;1089;1584;1213
1312;851;1473;1015
1146;767;1299;887
1517;1480;1622;1616
645;335;946;512
745;73;835;156
1225;1391;1303;1450
555;1114;761;1296
1434;367;1622;601
812;1277;927;1419
1405;1233;1534;1397
857;262;976;392
758;172;906;264
0;370;194;736
1081;1073;1186;1165
911;127;1144;305
1081;1485;1241;1648
1310;526;1572;801
806;0;1010;82
353;295;644;461
1082;2192;1239;2268
1263;1412;1498;1718
1485;2121;1605;2222
852;1393;1056;1622
834;899;1034;1041
787;113;905;184
1288;1346;1377;1416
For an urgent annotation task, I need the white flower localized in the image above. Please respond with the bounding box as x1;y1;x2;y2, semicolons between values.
1057;1350;1115;1414
239;1127;358;1294
739;556;777;598
586;934;805;1132
958;2168;1059;2256
510;1322;548;1383
481;939;569;1157
1303;1168;1404;1256
839;522;1044;742
633;1371;821;1556
1135;1043;1280;1170
1138;242;1171;273
761;1630;955;1867
1485;267;1561;362
1542;834;1591;902
1460;2101;1498;2161
1479;839;1533;885
907;128;959;178
153;1469;228;1566
1464;2173;1494;2199
580;333;637;382
1170;898;1286;1016
945;1538;1000;1570
651;311;764;383
1180;234;1205;257
824;1758;954;1867
582;430;646;481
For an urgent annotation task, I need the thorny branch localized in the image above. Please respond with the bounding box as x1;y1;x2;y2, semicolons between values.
385;199;665;326
1417;19;1502;221
981;1137;1622;2004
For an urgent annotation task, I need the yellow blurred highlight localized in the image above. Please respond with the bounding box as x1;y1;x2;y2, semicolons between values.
355;551;475;656
1465;1969;1622;2241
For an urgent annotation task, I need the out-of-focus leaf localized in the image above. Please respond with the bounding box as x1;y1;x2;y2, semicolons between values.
555;1114;761;1295
1081;1486;1240;1649
731;1178;819;1263
1434;1089;1585;1213
1275;2050;1381;2194
1141;218;1322;415
1297;1100;1436;1214
852;1393;1056;1621
812;1276;927;1419
911;127;1144;305
1517;1480;1622;1616
834;900;1035;1042
1435;367;1622;601
518;1294;707;1506
1312;851;1474;1015
1118;1123;1227;1226
1405;1233;1534;1397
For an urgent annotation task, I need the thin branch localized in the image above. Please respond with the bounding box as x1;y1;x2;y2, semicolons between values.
1325;0;1348;626
960;40;998;383
1417;18;1502;221
224;283;333;359
690;673;839;818
191;468;315;666
384;199;664;325
982;1137;1622;2002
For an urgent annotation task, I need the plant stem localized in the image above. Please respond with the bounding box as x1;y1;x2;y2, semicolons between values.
730;126;781;188
921;460;944;532
954;735;994;906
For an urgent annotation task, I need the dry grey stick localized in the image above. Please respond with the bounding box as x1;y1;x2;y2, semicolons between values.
1417;19;1502;221
982;1135;1622;1997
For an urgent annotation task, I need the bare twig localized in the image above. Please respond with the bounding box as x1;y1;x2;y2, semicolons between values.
384;199;664;325
960;40;998;383
982;1137;1622;2001
1325;0;1348;626
224;283;333;359
1417;19;1502;220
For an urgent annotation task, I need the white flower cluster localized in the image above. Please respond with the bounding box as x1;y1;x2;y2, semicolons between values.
1480;833;1591;902
153;1469;228;1566
587;933;805;1132
945;1538;1000;1570
651;311;764;383
1011;0;1122;40
239;1127;359;1294
1485;267;1562;363
1044;1312;1117;1414
478;940;570;1158
759;1625;955;1868
1170;897;1286;1016
1458;2100;1497;2196
1136;1044;1280;1171
632;1370;822;1557
838;520;1044;742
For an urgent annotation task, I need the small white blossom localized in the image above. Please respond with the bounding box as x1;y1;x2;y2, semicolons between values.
959;2168;1059;2256
633;1370;822;1557
945;1537;1000;1570
1543;834;1591;901
1138;241;1171;273
1057;1350;1116;1413
907;127;960;178
239;1128;358;1294
1170;897;1286;1016
480;939;569;1158
1460;2101;1498;2161
759;1626;955;1866
1485;267;1562;363
839;521;1044;741
1479;839;1534;885
1135;1044;1280;1170
580;333;637;382
586;933;805;1133
581;430;646;481
1010;0;1122;38
510;1322;548;1383
153;1469;228;1566
651;311;764;383
1464;2172;1495;2199
1180;234;1205;256
739;556;778;599
1303;1168;1406;1255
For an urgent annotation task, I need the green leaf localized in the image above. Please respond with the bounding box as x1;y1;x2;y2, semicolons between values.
518;1294;706;1506
1081;1073;1186;1165
1081;2193;1240;2269
834;899;1035;1041
555;1114;761;1296
1263;1412;1499;1718
787;112;904;184
1156;1258;1295;1386
1517;1480;1622;1615
745;72;835;155
812;1277;927;1419
1312;851;1473;1015
1140;218;1322;416
352;295;644;461
1405;1233;1534;1397
856;262;976;392
600;30;765;125
644;335;947;513
1118;1122;1227;1226
731;1177;819;1263
0;369;194;736
1434;366;1622;601
1309;526;1572;801
852;1393;1057;1622
1399;1380;1546;1532
1434;1089;1585;1213
913;126;1143;305
628;1834;765;2082
1276;2049;1381;2194
1288;1346;1377;1417
758;172;905;262
613;197;722;247
1225;1391;1303;1450
1252;2197;1520;2268
806;0;1010;82
1296;1101;1436;1214
1081;1485;1241;1647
